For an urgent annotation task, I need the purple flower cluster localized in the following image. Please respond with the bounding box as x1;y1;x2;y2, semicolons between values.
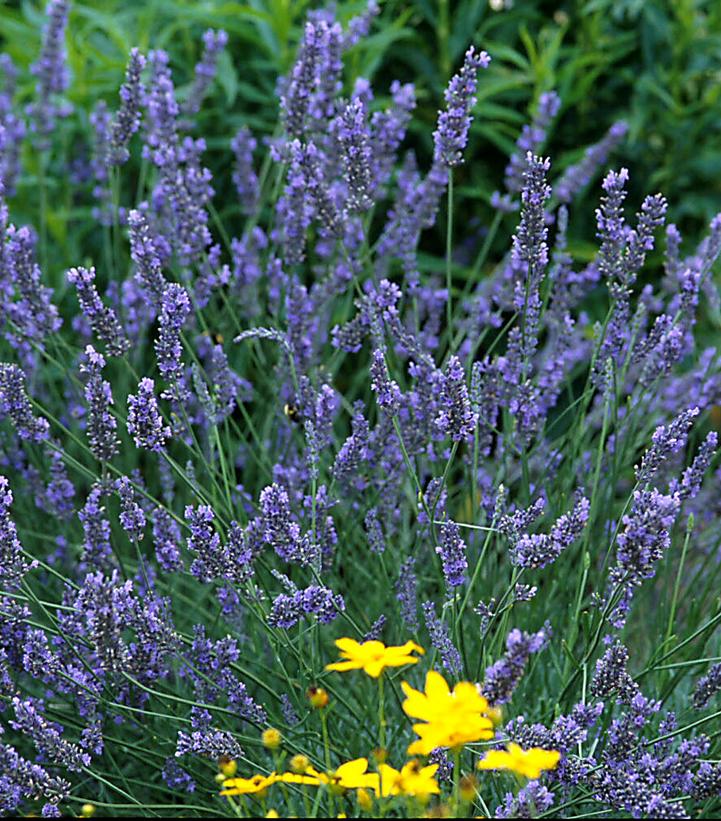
510;496;590;569
80;345;119;462
1;7;721;818
67;267;129;356
483;626;549;705
127;378;170;452
435;520;468;590
267;584;345;629
432;46;490;168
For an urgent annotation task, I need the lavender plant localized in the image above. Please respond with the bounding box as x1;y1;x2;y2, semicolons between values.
1;1;721;817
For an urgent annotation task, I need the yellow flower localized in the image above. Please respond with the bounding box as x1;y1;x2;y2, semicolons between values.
378;760;440;799
290;754;310;773
357;787;374;811
326;638;425;678
262;727;282;750
80;806;96;818
220;773;278;796
277;758;380;794
477;743;561;779
307;686;329;709
218;756;238;778
401;670;495;755
265;812;279;819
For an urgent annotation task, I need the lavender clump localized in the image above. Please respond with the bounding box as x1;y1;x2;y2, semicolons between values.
259;483;311;565
496;780;555;818
10;697;90;772
127;209;167;307
504;91;561;195
0;56;26;195
364;507;385;554
2;10;721;818
186;509;253;590
370;349;401;413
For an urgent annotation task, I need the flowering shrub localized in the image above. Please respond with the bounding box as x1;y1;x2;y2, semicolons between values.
1;1;721;817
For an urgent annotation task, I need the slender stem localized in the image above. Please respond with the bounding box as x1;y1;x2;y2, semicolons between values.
378;675;387;751
446;170;454;349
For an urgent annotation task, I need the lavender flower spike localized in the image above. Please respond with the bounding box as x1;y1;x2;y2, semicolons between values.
0;475;35;587
433;45;490;168
0;363;50;442
128;209;167;307
182;29;228;117
483;625;550;705
337;97;372;211
511;496;590;569
127;377;170;452
110;48;147;166
80;345;120;462
67;266;129;356
156;283;191;389
27;0;71;147
435;355;477;441
435;520;468;590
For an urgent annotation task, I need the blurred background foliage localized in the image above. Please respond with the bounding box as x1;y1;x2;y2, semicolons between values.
2;0;721;268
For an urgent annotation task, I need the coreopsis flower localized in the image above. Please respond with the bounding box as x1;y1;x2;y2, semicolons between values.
401;670;495;755
377;760;440;798
477;743;560;779
325;638;424;678
277;758;380;793
220;772;278;796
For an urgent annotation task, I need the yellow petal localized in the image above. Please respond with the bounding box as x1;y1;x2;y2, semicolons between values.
325;660;361;672
425;670;451;700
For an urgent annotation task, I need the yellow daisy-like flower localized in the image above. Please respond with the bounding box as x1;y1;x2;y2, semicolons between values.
401;670;495;755
220;772;278;796
277;758;381;793
325;638;425;678
378;760;440;799
477;743;561;779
